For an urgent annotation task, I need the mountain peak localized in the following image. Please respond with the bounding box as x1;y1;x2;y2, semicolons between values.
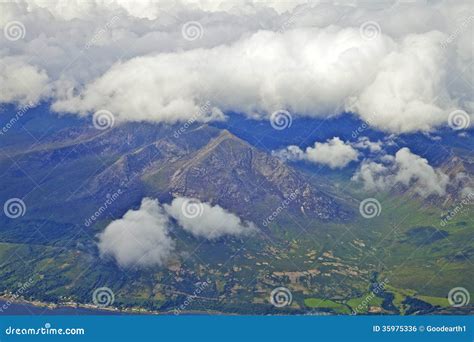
167;128;349;222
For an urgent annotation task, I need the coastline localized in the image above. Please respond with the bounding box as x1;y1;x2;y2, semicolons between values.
0;295;222;316
0;295;129;315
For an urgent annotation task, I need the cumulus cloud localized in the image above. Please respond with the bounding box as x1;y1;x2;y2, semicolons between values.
164;197;256;239
0;58;49;105
97;198;175;268
274;137;359;169
348;32;455;132
52;27;392;124
352;137;383;153
0;1;472;133
352;147;450;197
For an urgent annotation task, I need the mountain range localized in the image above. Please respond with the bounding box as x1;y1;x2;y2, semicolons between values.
0;104;472;315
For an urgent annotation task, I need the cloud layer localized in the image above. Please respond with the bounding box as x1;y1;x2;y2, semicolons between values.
164;197;256;239
97;197;255;267
0;58;49;105
352;147;450;197
274;137;359;169
97;198;175;268
0;1;472;133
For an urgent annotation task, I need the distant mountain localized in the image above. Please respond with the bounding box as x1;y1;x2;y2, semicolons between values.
81;125;351;223
0;113;350;231
162;129;349;222
439;154;474;205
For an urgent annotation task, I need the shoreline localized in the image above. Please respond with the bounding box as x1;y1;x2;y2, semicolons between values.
0;295;132;314
0;295;223;316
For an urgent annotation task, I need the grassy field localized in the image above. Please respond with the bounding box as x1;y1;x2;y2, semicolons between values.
304;298;351;314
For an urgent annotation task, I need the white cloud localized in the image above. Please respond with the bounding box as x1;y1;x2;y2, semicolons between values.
274;137;359;169
352;147;450;197
347;32;455;133
51;27;392;124
164;197;256;239
97;198;175;268
352;160;390;191
0;58;49;105
352;137;383;153
0;1;472;133
97;197;255;267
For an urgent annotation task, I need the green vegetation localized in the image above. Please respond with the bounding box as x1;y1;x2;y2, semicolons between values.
416;295;449;307
304;298;350;314
347;294;383;313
